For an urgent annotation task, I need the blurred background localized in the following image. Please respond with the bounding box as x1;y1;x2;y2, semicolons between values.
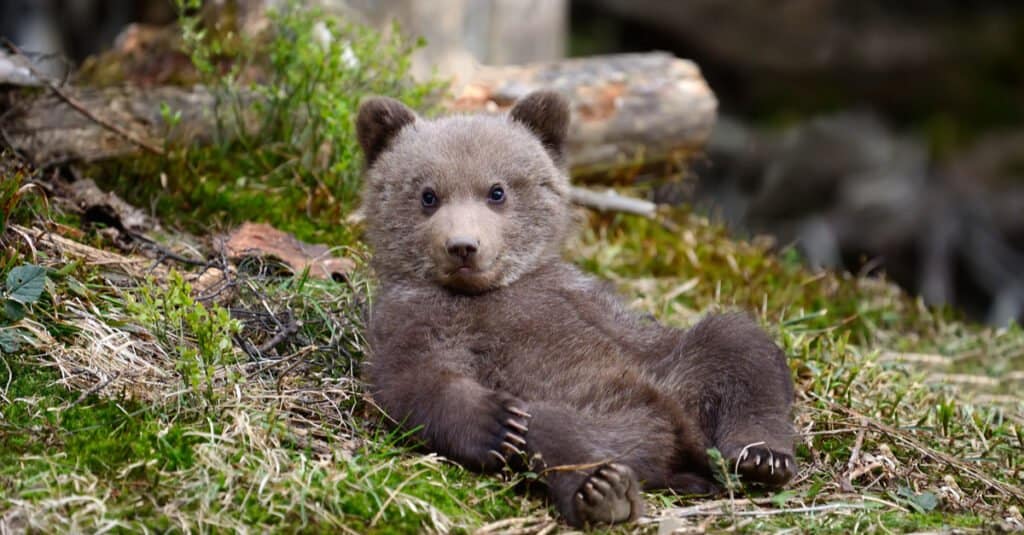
3;0;1023;326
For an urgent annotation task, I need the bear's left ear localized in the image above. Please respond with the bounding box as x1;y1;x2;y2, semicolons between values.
357;96;418;167
509;90;570;165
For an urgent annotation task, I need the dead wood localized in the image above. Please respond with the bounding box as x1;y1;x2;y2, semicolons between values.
1;52;716;180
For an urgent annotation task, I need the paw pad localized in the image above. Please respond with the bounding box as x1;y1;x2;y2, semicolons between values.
571;463;643;526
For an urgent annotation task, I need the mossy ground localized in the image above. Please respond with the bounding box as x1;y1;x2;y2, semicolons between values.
3;149;1022;532
2;4;1023;533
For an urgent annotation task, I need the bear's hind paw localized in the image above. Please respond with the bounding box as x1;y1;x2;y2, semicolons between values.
571;463;644;526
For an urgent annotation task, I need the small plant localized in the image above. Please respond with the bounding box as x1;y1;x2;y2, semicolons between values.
107;1;441;246
0;264;48;354
0;152;46;234
128;272;240;406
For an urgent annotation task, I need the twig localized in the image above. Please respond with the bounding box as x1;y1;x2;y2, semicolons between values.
1;38;165;156
840;425;867;491
821;397;1024;503
256;316;301;354
0;354;12;404
662;501;879;518
569;186;656;217
474;516;553;535
125;230;208;267
70;372;120;406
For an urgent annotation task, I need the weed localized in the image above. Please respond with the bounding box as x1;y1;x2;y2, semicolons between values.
0;151;47;234
127;272;241;407
99;1;441;246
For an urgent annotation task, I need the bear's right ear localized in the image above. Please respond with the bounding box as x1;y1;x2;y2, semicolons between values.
356;97;417;166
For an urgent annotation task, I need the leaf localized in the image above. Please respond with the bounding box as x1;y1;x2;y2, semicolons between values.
770;490;797;507
897;486;939;512
3;299;25;322
6;264;48;304
909;491;939;512
0;328;21;353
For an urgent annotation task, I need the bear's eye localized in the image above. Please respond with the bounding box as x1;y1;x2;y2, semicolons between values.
488;185;506;204
421;188;438;209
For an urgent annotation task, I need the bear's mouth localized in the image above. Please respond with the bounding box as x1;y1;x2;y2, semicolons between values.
445;264;486;279
439;260;499;292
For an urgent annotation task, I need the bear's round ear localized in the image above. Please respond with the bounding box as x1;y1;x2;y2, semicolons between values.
509;90;570;165
357;97;417;166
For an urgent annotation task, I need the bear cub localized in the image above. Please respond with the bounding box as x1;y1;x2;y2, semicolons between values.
357;90;797;527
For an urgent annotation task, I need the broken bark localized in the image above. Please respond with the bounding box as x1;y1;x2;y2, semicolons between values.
1;52;716;180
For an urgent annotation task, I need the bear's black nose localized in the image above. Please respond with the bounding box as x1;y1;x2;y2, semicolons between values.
446;237;479;260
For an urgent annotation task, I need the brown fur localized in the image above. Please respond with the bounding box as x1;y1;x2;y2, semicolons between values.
357;91;797;527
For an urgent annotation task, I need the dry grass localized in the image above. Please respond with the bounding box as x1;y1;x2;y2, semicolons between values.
1;207;1023;533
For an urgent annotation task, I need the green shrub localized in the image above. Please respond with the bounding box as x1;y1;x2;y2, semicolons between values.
106;1;441;245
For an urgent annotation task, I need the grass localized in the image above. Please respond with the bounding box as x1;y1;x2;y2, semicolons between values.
2;3;1023;533
3;159;1022;533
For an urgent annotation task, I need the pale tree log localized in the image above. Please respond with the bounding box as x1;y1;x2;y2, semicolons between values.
1;52;716;181
449;52;717;180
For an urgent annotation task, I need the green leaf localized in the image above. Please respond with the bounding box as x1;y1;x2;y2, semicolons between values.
897;486;939;512
0;328;21;353
3;299;26;322
770;490;797;507
6;264;48;304
909;490;939;512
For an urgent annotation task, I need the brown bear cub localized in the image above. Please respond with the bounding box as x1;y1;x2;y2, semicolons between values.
357;90;797;527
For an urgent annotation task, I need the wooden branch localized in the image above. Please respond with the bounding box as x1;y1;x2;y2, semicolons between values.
1;38;164;156
1;52;716;179
569;186;656;217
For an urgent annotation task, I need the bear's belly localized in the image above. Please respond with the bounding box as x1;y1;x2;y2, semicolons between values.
474;314;656;409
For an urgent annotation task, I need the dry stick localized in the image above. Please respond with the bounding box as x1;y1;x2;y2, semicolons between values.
256;317;301;354
569;186;656;217
674;502;875;518
839;425;868;491
475;516;550;535
70;372;120;406
1;38;165;156
822;398;1024;503
0;355;13;404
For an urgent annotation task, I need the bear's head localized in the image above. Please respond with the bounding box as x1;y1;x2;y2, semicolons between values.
356;90;572;293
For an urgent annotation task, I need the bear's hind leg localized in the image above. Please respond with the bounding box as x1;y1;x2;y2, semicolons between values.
524;401;684;527
654;313;798;488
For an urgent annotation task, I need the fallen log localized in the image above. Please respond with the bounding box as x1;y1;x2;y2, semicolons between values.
1;52;716;180
449;52;717;179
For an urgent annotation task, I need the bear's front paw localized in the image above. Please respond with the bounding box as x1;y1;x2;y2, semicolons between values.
474;392;531;471
732;445;796;488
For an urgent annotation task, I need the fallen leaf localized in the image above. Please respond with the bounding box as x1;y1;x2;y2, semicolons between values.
224;222;354;280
